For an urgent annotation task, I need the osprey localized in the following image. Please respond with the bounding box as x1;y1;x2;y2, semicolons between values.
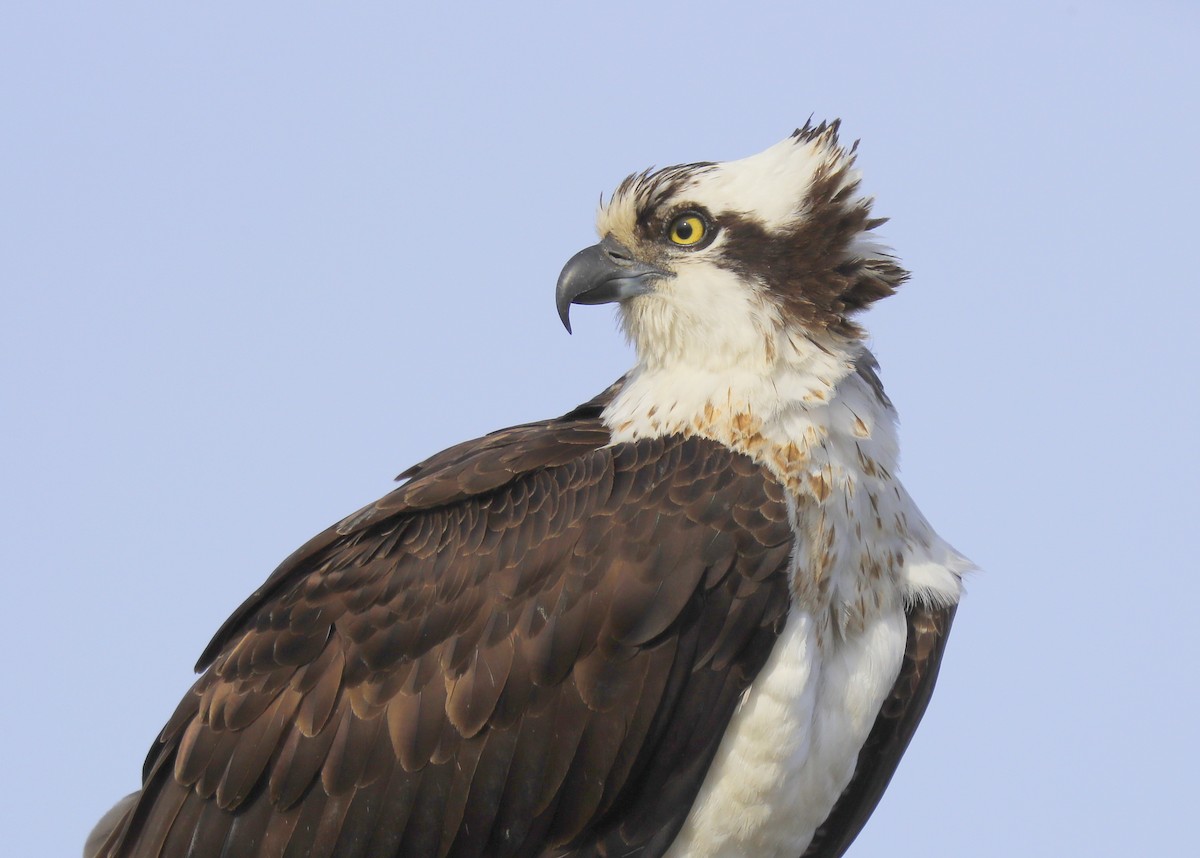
88;121;972;858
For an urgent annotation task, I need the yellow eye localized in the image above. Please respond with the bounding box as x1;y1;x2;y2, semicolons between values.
667;213;707;247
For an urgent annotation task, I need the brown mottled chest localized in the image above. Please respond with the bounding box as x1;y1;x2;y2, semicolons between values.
704;409;908;634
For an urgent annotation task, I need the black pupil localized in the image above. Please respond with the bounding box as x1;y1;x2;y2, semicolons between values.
675;219;694;240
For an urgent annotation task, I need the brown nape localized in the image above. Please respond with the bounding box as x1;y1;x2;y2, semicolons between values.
716;163;909;339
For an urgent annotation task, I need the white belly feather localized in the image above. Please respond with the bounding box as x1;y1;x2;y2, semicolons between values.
664;608;907;858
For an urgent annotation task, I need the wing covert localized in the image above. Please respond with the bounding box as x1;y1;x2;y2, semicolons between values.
99;404;794;858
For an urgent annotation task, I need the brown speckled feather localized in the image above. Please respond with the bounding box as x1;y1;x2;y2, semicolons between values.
802;603;957;858
100;387;795;858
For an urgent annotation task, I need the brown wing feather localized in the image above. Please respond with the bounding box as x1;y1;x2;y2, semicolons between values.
100;390;794;858
802;603;957;858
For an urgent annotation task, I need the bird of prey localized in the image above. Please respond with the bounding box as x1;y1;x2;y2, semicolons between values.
87;120;973;858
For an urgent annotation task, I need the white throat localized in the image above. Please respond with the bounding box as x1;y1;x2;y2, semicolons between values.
603;310;872;488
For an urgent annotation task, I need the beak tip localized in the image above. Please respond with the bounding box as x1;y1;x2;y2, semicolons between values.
556;300;574;334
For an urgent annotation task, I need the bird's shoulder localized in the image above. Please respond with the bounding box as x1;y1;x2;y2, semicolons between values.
195;380;623;670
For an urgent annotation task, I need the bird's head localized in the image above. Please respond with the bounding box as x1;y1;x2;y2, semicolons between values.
557;121;908;373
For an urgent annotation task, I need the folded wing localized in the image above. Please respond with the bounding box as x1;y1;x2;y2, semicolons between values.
92;397;796;858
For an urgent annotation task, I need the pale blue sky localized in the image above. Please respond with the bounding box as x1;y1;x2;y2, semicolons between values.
3;3;1198;855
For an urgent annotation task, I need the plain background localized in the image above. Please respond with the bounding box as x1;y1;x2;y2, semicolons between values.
4;3;1198;855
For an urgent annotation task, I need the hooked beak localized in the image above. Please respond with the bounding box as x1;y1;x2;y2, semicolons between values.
555;236;670;333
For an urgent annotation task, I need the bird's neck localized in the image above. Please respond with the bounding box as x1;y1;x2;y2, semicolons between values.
603;331;898;496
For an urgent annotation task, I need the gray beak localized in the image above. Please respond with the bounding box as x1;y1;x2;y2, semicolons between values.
555;236;670;333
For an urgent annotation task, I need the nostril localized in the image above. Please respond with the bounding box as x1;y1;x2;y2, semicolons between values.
603;241;634;265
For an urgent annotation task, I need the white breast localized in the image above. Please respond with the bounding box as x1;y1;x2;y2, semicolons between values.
663;603;907;858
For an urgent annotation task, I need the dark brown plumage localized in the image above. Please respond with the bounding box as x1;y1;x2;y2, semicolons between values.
92;389;803;858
